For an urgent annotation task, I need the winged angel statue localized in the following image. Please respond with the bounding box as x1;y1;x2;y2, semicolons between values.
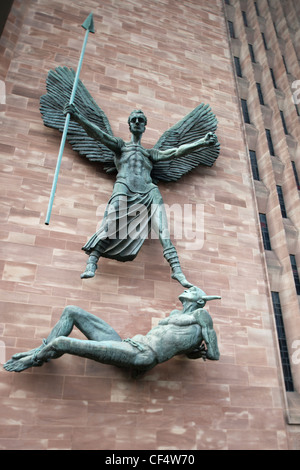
40;67;220;288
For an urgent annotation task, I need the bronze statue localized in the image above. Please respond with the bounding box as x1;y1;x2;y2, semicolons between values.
40;67;220;287
3;287;220;376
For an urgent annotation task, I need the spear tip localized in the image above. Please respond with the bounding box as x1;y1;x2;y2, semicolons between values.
82;12;95;33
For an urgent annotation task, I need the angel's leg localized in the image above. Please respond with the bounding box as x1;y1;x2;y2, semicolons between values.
151;203;193;288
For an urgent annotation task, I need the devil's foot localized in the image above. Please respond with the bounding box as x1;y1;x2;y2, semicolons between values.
171;271;193;288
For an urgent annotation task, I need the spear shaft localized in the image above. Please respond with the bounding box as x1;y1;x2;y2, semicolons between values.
45;13;95;225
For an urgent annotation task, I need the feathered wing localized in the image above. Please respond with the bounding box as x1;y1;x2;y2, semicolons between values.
40;66;116;173
151;104;220;182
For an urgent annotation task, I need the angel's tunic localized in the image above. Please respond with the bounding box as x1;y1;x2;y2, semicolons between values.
82;139;162;261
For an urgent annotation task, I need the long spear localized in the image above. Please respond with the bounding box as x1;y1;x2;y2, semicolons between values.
45;13;95;225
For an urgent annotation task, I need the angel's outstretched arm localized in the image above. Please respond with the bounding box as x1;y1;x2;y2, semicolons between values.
64;104;120;154
154;132;217;162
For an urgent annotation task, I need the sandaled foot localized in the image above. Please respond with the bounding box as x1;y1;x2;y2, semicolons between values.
80;263;97;279
171;271;193;288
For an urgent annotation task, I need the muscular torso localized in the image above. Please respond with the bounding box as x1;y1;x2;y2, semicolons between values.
131;311;203;364
115;142;157;193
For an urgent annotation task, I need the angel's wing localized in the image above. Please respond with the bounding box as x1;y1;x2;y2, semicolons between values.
151;104;220;183
40;66;116;173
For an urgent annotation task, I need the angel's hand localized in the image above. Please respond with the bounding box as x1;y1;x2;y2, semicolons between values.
64;103;80;120
204;132;217;146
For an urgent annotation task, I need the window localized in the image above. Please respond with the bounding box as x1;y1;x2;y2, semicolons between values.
241;99;250;123
280;110;288;135
265;129;275;156
290;255;300;295
271;292;294;392
249;150;260;180
242;11;248;27
234;56;242;77
256;82;264;105
270;68;277;89
276;186;287;218
292;161;300;190
228;21;235;38
261;32;268;50
248;44;256;63
259;213;271;250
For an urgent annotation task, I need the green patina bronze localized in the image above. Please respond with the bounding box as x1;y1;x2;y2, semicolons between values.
3;16;222;381
40;67;220;287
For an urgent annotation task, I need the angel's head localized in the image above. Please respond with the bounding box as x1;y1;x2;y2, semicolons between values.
128;110;147;136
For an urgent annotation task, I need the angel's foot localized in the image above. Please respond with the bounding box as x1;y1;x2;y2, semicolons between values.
171;270;193;288
3;352;42;373
80;262;97;279
163;247;193;288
